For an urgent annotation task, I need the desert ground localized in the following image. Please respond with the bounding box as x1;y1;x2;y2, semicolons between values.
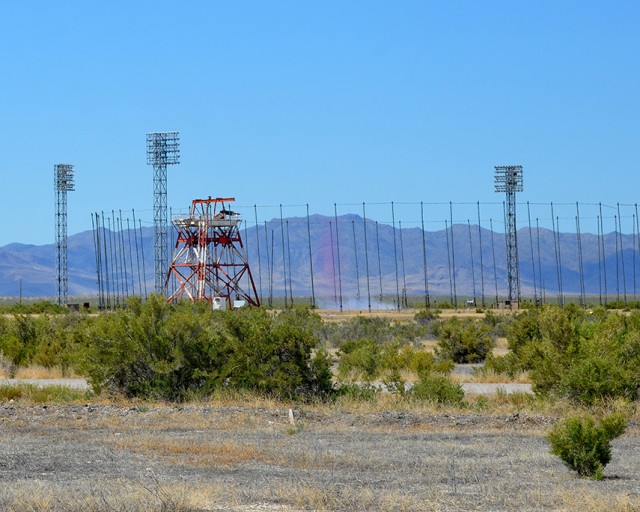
0;402;638;511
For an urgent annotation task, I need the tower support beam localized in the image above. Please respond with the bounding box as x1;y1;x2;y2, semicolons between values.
495;165;523;306
147;132;180;295
55;164;75;306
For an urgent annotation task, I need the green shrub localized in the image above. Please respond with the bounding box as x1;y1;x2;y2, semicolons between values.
337;338;381;381
335;382;380;401
81;297;332;401
410;373;464;405
547;412;627;480
414;309;440;326
435;317;495;363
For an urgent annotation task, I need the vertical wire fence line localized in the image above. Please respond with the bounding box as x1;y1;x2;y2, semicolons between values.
449;202;457;309
131;210;142;298
550;203;561;306
636;203;640;301
352;220;361;303
334;204;343;312
82;201;640;308
97;213;105;309
306;204;316;308
476;202;485;309
391;202;400;310
109;213;118;306
270;229;275;308
362;203;372;312
329;221;338;307
421;202;431;308
599;204;608;305
617;203;628;305
576;203;586;308
557;216;565;309
91;213;101;309
92;213;97;306
634;212;637;302
106;215;115;306
467;220;477;307
115;212;125;304
126;218;136;297
286;220;294;305
527;202;538;306
102;212;111;309
254;205;264;305
597;214;603;305
118;213;129;301
115;211;126;302
375;221;383;302
108;214;116;307
399;220;408;307
614;215;621;303
536;218;545;305
138;218;148;299
490;218;499;306
445;219;454;307
263;221;271;308
279;205;288;308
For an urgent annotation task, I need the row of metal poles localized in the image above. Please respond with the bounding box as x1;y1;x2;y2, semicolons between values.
90;201;640;311
91;210;149;310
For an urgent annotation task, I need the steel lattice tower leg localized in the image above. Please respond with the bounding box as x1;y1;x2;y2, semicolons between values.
153;163;168;295
495;165;523;306
147;132;180;295
54;164;75;306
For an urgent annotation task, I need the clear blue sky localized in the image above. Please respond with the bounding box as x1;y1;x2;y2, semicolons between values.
1;1;638;246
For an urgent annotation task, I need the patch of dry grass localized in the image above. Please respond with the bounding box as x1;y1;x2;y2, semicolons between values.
13;365;78;379
114;436;269;467
450;368;531;384
0;479;225;512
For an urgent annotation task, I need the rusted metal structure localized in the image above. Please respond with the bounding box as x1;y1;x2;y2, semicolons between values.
165;197;260;308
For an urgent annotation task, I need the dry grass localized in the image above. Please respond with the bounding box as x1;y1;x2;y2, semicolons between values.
450;368;531;384
113;436;270;467
14;365;78;379
492;336;510;356
1;401;639;511
316;308;419;322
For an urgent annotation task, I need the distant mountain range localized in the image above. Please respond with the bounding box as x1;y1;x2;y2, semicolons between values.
1;214;638;303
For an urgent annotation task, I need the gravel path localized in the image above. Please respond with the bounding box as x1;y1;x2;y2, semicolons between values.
0;379;90;390
1;379;533;395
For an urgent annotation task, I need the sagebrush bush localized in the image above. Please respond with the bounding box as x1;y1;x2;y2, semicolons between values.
547;412;627;480
410;373;464;405
435;317;495;363
81;297;333;401
490;306;640;404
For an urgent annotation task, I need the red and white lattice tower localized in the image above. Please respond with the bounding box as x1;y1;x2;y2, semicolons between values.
165;197;260;308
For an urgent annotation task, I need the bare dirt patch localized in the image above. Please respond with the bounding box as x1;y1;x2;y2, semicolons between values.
0;404;638;511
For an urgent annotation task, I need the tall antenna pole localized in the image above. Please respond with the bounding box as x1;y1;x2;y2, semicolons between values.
146;131;180;295
494;165;523;307
54;164;75;306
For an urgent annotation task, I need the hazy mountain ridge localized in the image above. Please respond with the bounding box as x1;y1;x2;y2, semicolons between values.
1;214;637;300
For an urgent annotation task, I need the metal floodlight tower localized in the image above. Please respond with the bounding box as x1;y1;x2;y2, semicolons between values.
146;131;180;295
166;197;260;309
54;164;75;306
495;165;523;306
